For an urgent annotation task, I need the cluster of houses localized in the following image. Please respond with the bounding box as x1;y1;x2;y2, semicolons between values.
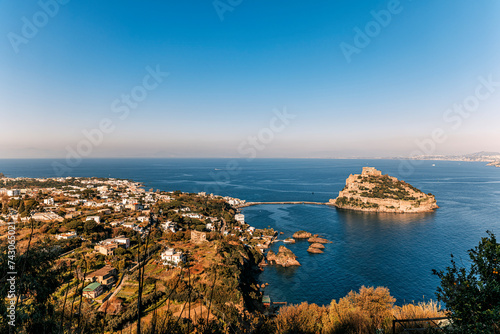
0;176;154;224
1;175;272;307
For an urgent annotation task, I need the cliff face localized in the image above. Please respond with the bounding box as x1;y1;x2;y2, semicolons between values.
266;246;300;267
330;167;438;213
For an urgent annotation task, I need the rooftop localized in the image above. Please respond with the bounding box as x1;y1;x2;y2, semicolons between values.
83;282;101;292
87;265;117;278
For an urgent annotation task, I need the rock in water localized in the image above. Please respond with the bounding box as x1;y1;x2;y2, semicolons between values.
309;243;325;249
330;167;438;213
308;235;331;244
266;246;300;267
293;231;312;239
307;247;324;254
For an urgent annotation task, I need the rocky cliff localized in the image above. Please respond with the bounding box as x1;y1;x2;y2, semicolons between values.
330;167;438;213
266;246;300;267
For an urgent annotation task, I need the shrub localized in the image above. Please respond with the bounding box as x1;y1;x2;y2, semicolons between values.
343;286;395;331
393;300;446;333
275;302;325;334
273;286;396;334
433;231;500;333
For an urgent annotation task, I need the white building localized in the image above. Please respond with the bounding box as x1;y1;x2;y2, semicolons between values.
122;222;136;229
138;216;150;223
161;221;177;233
56;231;78;240
235;214;245;224
43;198;55;205
161;248;186;267
114;236;130;248
86;216;101;224
98;236;130;249
182;213;203;219
7;189;20;197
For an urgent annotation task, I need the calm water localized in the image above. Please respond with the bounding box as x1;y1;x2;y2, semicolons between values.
1;158;499;305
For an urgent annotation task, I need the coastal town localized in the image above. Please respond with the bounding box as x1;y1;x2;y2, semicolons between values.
1;169;494;333
0;173;288;332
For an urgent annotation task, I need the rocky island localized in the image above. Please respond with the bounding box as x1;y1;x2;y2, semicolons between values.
330;167;438;213
307;243;325;253
266;246;301;267
308;235;331;244
293;231;312;239
487;161;500;168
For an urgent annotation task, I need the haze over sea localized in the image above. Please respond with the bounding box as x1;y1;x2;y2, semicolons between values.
1;158;499;306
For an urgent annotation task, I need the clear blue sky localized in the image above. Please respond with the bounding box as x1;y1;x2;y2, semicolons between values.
1;0;499;158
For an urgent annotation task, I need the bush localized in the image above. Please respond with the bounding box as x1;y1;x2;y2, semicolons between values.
343;286;395;331
433;231;500;333
393;301;446;333
275;302;325;334
273;286;396;334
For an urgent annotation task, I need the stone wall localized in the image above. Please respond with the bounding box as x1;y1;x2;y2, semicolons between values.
362;167;382;176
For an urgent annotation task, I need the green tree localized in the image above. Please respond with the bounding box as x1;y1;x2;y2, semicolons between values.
18;199;25;213
84;220;97;233
433;231;500;333
114;247;127;256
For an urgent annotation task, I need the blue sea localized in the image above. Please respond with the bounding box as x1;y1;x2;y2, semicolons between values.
1;158;499;306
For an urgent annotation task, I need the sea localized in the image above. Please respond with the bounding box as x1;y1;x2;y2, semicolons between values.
1;158;499;306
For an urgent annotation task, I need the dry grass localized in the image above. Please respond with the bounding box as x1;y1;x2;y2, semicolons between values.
392;300;447;333
276;302;325;334
273;287;445;334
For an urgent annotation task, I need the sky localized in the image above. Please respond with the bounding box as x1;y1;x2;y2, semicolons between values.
1;0;499;159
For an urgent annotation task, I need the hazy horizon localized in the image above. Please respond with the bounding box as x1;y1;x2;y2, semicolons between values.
1;1;499;159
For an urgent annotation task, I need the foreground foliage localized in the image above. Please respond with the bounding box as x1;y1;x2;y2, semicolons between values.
275;286;445;334
433;231;500;333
